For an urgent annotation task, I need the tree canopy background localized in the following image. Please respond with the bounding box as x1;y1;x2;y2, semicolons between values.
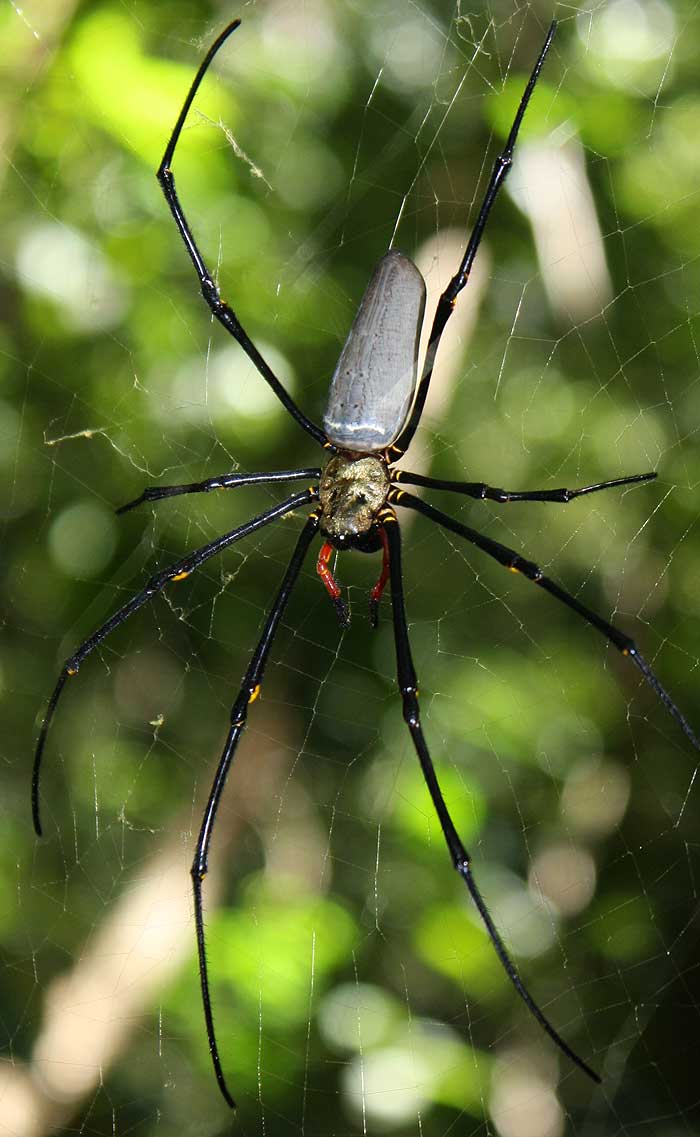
3;1;700;1135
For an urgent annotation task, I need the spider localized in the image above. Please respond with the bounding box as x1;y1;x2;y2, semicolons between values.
33;18;700;1109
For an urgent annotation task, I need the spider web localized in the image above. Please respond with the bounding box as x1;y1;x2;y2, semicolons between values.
4;1;700;1135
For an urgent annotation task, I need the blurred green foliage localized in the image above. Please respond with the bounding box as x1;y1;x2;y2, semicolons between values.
4;1;700;1134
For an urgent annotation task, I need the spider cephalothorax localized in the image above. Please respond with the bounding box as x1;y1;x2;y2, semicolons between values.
318;453;389;544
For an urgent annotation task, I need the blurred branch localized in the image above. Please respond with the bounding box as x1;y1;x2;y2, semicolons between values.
3;707;297;1136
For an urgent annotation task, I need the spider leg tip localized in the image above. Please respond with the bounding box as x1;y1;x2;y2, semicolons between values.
115;496;140;515
221;1085;237;1110
334;598;350;628
212;1069;237;1109
576;1057;602;1085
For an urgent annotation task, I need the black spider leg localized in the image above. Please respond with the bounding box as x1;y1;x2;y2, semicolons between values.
32;489;317;836
381;507;600;1083
192;510;320;1109
390;21;557;460
117;468;322;514
392;469;657;504
157;19;328;449
392;489;700;752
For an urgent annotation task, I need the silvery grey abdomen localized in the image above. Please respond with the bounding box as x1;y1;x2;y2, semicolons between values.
322;250;426;451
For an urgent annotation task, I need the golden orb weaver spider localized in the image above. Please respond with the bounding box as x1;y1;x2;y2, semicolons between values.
32;18;700;1108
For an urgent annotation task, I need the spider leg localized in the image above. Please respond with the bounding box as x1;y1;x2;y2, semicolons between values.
316;541;350;627
390;22;557;459
381;507;600;1083
392;489;700;752
191;510;320;1109
369;526;390;628
157;20;327;449
32;488;317;836
117;468;322;514
392;469;657;504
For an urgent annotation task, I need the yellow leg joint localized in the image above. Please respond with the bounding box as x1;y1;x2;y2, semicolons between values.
171;570;190;582
248;684;261;704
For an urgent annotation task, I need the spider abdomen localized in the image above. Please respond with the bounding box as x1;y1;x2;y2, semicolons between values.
322;251;426;451
318;453;389;542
